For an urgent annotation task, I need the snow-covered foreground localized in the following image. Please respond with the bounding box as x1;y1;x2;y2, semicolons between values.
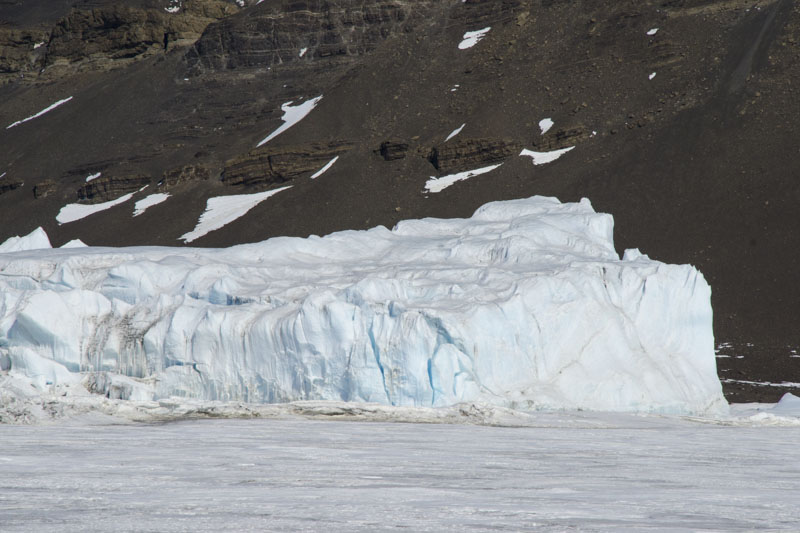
0;196;724;415
1;402;799;532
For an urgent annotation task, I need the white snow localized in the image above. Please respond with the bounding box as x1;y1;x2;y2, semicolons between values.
721;378;800;389
180;186;292;242
539;118;554;134
0;196;726;415
458;27;491;50
60;239;88;249
309;156;339;179
85;172;101;183
519;146;575;165
0;227;51;254
0;172;5;179
444;123;465;142
5;96;73;130
647;28;659;36
424;163;502;193
256;96;322;147
133;193;171;217
56;193;134;225
33;41;44;49
299;47;308;57
649;72;657;80
164;0;181;13
1;408;799;531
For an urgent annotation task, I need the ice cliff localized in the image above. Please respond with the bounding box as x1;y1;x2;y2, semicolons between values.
0;196;727;415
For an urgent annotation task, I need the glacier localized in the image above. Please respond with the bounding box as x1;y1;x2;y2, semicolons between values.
0;196;726;415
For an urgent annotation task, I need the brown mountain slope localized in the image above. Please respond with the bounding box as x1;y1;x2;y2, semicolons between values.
0;0;798;401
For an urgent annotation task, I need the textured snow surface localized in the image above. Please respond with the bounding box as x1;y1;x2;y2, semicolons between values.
256;96;322;147
520;146;575;165
180;186;292;242
458;27;491;49
424;163;503;193
0;227;51;253
0;196;724;415
56;193;135;224
5;96;73;129
1;409;799;532
133;193;171;217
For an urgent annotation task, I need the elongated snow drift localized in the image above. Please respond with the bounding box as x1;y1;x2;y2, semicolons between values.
0;197;726;414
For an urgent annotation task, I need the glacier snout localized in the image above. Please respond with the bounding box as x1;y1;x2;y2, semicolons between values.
0;196;726;415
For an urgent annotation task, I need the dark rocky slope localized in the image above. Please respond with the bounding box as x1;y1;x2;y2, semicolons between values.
0;0;798;402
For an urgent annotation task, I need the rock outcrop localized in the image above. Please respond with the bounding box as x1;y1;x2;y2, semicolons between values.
376;140;409;161
184;0;438;76
427;139;520;174
158;164;212;190
0;0;241;82
76;174;151;204
0;28;49;77
533;126;592;151
222;141;353;188
0;175;24;195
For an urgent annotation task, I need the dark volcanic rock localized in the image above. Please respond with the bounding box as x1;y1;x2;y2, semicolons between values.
222;141;354;188
77;174;151;204
427;139;520;174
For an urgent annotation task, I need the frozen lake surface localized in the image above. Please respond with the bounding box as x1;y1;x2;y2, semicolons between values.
2;409;799;532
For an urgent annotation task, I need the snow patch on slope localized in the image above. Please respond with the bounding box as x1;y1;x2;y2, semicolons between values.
0;196;726;416
180;186;292;242
445;123;466;142
6;97;73;130
459;27;491;50
56;193;134;225
539;118;554;134
520;146;575;165
310;156;338;179
257;97;322;147
424;164;502;193
133;193;171;217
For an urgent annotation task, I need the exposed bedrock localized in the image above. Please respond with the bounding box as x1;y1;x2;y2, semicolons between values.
222;141;354;188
